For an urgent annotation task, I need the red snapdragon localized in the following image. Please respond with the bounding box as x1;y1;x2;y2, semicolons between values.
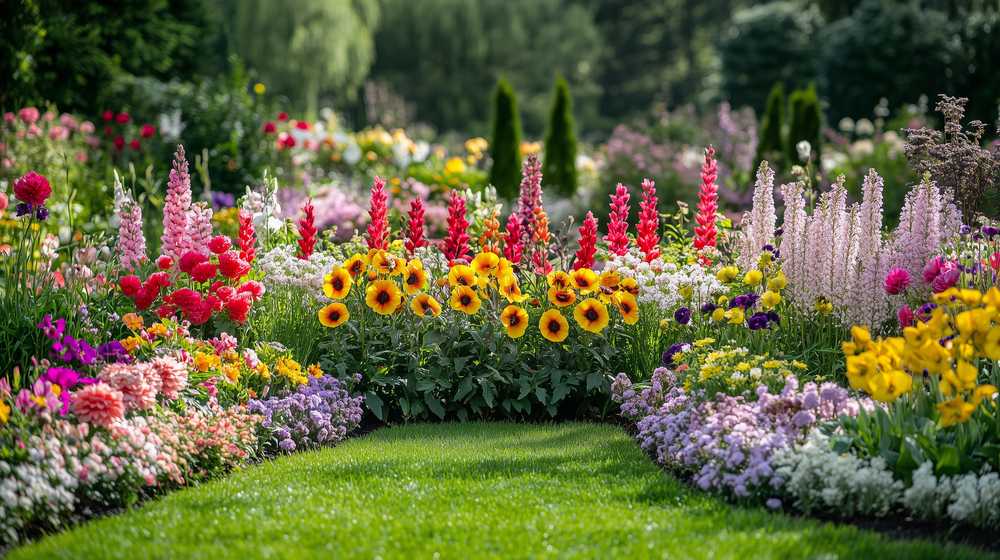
405;198;427;255
296;198;317;260
442;190;470;264
572;211;598;270
694;145;719;251
636;178;660;262
605;183;630;256
238;210;256;263
366;176;390;250
503;213;523;265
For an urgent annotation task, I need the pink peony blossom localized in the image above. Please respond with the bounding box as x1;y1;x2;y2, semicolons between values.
897;304;914;328
883;267;911;295
99;363;160;411
149;356;188;400
72;383;125;427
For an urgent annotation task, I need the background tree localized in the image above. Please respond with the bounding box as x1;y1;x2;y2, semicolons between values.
489;78;523;200
787;85;823;165
756;83;786;170
542;76;578;197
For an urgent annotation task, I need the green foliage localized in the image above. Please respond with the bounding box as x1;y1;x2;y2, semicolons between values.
787;85;823;165
756;83;786;170
542;77;578;198
818;0;960;123
11;423;990;559
489;78;523;199
225;0;379;117
720;2;823;114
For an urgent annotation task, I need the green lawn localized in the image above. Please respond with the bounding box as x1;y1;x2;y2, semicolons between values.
11;422;992;559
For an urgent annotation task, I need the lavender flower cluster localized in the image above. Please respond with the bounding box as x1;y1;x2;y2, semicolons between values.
613;369;868;498
248;375;363;453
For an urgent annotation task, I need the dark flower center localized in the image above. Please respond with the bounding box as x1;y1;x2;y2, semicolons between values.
585;309;599;321
329;310;341;321
407;273;419;285
333;278;344;290
508;314;520;326
548;320;561;333
460;295;472;306
377;291;390;304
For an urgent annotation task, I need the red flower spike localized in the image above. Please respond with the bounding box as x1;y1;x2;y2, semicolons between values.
297;198;317;260
572;211;598;270
605;183;631;256
441;190;470;264
636;178;660;262
694;145;719;251
366;176;390;251
405;198;427;256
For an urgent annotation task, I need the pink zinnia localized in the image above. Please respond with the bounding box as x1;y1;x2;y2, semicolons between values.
636;178;660;262
572;211;598;270
694;146;719;251
605;183;631;256
441;190;470;264
72;383;125;427
883;267;911;295
405;198;427;255
366;176;390;250
149;356;188;401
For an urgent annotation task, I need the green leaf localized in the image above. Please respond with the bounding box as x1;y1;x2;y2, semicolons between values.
481;380;496;408
935;445;961;476
454;376;475;401
454;356;469;374
535;386;548;405
552;384;571;404
586;372;602;392
424;393;446;419
365;391;384;420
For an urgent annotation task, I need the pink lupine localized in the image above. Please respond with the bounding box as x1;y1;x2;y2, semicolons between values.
187;202;214;256
160;146;192;263
694;146;718;251
605;183;631;256
117;196;147;271
516;154;543;247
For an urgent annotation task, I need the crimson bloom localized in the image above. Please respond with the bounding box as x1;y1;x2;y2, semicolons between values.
13;171;52;206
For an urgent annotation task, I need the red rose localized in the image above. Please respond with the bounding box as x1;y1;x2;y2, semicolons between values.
167;288;201;311
129;139;141;151
218;251;250;280
225;293;253;323
156;255;173;270
295;120;309;130
119;275;142;297
134;286;157;310
113;136;125;151
140;124;156;138
13;171;52;206
115;112;130;124
191;262;217;283
186;300;214;325
262;122;277;134
237;280;265;301
178;251;209;274
102;110;114;122
277;112;289;122
156;304;177;319
207;235;232;254
147;271;172;289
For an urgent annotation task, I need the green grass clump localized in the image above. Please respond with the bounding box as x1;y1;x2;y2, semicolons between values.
11;423;990;559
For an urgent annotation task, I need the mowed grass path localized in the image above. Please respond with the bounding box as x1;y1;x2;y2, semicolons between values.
11;422;992;559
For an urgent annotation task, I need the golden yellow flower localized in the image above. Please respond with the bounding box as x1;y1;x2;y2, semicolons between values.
499;273;526;303
573;298;610;333
547;287;576;308
619;277;639;295
147;323;168;338
613;292;639;325
725;307;745;325
193;352;215;373
448;264;477;287
344;254;367;277
743;269;763;286
539;309;569;342
444;156;466;175
814;297;833;315
120;336;143;353
767;271;787;291
497;257;514;278
868;369;912;402
275;357;308;385
403;264;427;295
472;252;500;276
122;313;144;331
0;400;10;424
716;266;739;283
570;268;599;294
500;305;529;338
711;307;726;322
938;397;977;427
308;364;324;378
599;271;620;290
323;267;353;299
449;285;481;315
761;290;781;309
318;302;350;328
365;279;403;315
410;293;443;317
223;364;240;384
547;271;572;289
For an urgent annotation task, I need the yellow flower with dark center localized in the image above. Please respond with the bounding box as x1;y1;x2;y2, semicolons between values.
547;287;576;308
499;273;526;303
547;271;572;289
815;296;833;315
497;257;514;278
323;267;353;299
344;254;367;278
448;264;476;287
318;302;350;328
613;292;639;325
410;293;442;317
500;305;529;338
365;279;402;315
472;252;500;276
599;271;620;290
403;264;427;295
619;277;639;295
570;268;599;293
368;250;396;275
449;285;482;315
389;255;406;276
539;309;569;342
573;298;610;333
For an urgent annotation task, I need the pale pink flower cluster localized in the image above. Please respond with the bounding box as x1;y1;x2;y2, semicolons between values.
160;145;193;263
884;178;962;280
516;154;544;247
71;383;125;427
149;355;188;400
186;201;214;255
737;162;776;269
98;363;162;411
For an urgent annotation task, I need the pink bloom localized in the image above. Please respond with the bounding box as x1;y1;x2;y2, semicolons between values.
160;146;193;263
572;211;598;270
922;256;944;283
72;383;125;427
0;192;8;213
931;266;960;293
297;198;317;259
99;363;160;411
694;145;719;251
117;194;147;270
13;171;52;206
366;176;390;250
636;178;660;262
604;183;631;256
897;304;914;328
187;202;214;255
18;107;39;125
140;124;156;138
149;356;188;400
503;213;523;264
883;267;911;295
515;155;543;247
441;190;470;263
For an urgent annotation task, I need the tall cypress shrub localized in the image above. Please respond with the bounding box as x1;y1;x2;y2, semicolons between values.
756;82;786;170
489;78;523;199
542;76;579;197
787;84;822;164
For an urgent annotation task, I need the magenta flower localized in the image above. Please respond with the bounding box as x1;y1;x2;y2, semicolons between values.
883;267;911;295
897;304;914;328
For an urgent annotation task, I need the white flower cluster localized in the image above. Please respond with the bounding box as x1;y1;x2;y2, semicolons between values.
605;248;723;311
773;431;902;518
904;462;1000;529
257;245;340;299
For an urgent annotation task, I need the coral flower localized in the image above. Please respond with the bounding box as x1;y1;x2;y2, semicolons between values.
472;251;500;277
570;268;598;294
410;293;442;318
14;171;52;206
500;305;529;338
613;292;639;325
499;274;526;303
71;383;125;427
539;309;569;343
548;287;576;308
547;271;572;289
574;298;610;333
318;302;350;328
403;263;427;295
448;264;477;287
883;267;911;295
449;285;481;315
344;254;367;278
323;267;353;300
365;280;402;315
